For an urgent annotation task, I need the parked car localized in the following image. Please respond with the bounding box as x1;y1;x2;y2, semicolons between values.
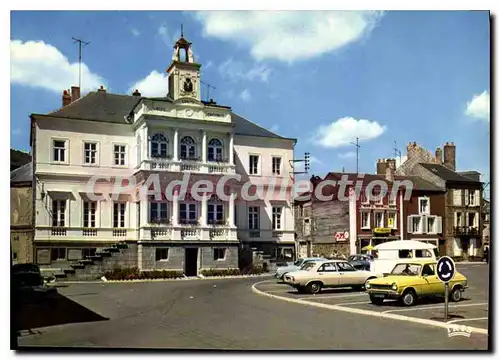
365;260;468;306
283;259;381;294
275;257;326;280
11;263;58;304
348;254;374;270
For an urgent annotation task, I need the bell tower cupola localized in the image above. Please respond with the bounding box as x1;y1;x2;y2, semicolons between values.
166;26;201;102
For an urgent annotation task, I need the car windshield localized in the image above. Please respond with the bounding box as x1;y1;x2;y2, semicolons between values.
391;263;422;276
300;262;316;271
293;260;303;267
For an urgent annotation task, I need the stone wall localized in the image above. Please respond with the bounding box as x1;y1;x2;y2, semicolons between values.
11;230;34;264
200;245;238;270
140;244;184;271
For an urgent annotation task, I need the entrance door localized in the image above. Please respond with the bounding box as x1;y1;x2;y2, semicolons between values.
461;238;470;260
185;248;198;277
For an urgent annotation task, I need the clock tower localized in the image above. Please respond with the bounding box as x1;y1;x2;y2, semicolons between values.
166;30;201;102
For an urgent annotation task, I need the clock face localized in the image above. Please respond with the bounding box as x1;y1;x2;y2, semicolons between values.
183;78;193;93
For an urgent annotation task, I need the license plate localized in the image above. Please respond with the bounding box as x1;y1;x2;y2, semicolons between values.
372;293;385;298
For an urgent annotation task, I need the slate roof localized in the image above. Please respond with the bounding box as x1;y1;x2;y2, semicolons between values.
11;149;31;172
394;175;444;192
419;163;481;183
11;162;32;184
457;171;481;182
325;172;392;184
32;91;290;140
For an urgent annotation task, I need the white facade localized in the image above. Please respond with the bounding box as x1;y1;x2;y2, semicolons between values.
32;34;296;267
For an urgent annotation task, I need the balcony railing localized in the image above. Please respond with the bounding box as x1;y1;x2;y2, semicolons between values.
113;229;128;237
249;230;261;238
151;228;172;238
454;226;479;236
83;228;98;236
139;159;235;174
181;228;200;239
180;163;201;172
51;227;67;236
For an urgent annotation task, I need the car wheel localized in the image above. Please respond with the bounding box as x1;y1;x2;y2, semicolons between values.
280;273;288;281
306;282;322;294
401;289;417;306
369;295;384;305
450;286;462;302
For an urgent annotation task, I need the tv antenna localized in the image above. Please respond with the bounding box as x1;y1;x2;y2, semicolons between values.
201;80;216;101
350;137;361;174
393;141;402;165
72;37;90;90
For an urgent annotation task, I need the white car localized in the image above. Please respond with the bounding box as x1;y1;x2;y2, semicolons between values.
283;259;381;294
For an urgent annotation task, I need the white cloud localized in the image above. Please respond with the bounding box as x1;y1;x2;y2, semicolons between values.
338;151;356;159
194;11;384;62
313;117;386;148
218;58;271;83
239;89;251;102
131;28;141;37
310;156;321;164
465;91;490;122
395;155;408;168
204;60;213;69
270;124;280;133
158;24;180;46
10;39;106;93
128;70;168;97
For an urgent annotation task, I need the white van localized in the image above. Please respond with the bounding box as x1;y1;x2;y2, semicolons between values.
370;240;438;275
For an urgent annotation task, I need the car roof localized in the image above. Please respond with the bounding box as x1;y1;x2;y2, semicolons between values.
394;259;437;265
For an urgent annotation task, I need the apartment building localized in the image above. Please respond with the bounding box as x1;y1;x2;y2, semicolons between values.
294;161;405;258
30;34;295;276
396;141;484;259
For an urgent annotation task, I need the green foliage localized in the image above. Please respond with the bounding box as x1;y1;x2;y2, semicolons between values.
104;267;183;280
200;268;241;277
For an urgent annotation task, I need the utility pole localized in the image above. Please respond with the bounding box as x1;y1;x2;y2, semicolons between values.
350;137;361;174
200;80;216;101
72;37;90;90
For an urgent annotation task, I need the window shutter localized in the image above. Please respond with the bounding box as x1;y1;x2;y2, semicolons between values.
407;216;413;234
454;190;461;205
464;189;469;205
474;213;478;228
436;216;442;234
421;216;428;234
475;190;480;206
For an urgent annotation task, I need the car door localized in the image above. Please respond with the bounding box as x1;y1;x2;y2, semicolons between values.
317;262;339;286
336;261;360;285
421;263;445;296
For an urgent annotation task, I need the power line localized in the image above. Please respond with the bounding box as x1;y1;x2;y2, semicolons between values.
200;80;216;101
72;37;90;90
350;137;361;174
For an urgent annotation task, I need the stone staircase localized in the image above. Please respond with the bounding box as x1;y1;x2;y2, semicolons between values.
41;242;134;281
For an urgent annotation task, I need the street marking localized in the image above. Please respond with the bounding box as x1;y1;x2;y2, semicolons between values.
447;317;488;324
251;280;488;336
265;289;296;293
326;301;372;306
297;293;366;300
382;302;488;314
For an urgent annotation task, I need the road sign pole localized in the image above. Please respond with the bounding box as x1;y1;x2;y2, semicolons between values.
444;282;449;320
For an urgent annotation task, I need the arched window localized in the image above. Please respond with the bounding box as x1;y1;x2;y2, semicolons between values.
150;133;168;158
180;136;196;160
208;138;223;162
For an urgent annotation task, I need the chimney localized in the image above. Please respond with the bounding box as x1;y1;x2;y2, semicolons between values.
385;158;396;182
71;86;80;102
443;142;456;171
132;89;141;96
98;85;106;93
406;141;418;160
376;158;388;176
435;147;443;164
62;90;72;107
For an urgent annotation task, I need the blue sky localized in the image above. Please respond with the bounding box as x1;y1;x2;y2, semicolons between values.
10;10;490;192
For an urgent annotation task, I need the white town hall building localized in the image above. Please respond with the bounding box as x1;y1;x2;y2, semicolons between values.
30;34;296;277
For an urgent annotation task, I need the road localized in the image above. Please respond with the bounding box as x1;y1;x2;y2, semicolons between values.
17;264;489;350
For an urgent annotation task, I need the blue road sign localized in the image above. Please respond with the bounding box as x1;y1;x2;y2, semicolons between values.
437;256;456;283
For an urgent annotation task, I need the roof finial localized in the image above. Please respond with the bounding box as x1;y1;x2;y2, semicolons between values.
181;24;184;38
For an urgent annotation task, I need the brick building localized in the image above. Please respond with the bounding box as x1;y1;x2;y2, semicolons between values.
294;163;406;258
396;142;484;260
